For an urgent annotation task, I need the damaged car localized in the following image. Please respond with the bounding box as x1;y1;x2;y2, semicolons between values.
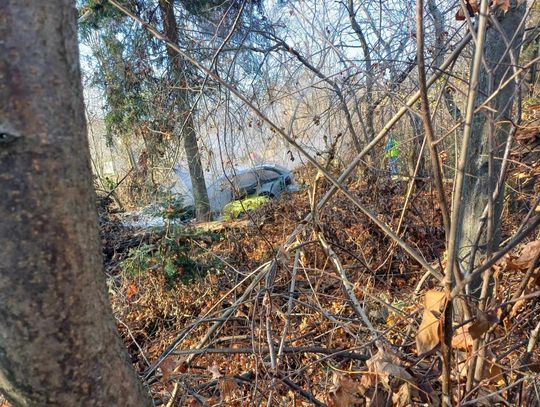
207;164;297;215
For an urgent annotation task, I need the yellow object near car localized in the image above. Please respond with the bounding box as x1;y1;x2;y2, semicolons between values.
222;195;269;220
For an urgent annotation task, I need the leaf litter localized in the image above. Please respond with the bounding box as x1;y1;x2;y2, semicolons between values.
95;166;540;406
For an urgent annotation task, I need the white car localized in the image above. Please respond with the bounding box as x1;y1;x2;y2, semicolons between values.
207;164;296;213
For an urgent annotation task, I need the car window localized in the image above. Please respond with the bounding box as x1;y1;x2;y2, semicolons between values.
234;172;258;189
257;169;282;182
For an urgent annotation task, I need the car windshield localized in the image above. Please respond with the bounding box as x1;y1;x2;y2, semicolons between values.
256;169;282;183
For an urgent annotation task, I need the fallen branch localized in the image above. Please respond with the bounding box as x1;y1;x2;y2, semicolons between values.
171;346;369;361
318;231;378;340
280;376;328;407
143;260;273;379
185;261;275;365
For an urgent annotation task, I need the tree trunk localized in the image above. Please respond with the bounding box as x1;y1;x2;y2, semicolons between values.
0;1;152;405
427;0;464;123
459;3;526;291
523;6;540;95
406;110;426;180
159;0;211;221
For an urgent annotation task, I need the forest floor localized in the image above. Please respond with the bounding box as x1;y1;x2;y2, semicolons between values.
99;164;540;406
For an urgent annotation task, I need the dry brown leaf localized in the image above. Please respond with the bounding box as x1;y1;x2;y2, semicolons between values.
469;311;497;340
205;396;219;406
508;242;540;320
220;377;238;402
208;363;238;402
469;319;489;341
453;347;502;386
184;396;203;406
424;290;446;311
508;272;540;318
506;257;524;271
515;241;540;269
509;298;526;320
456;0;479;20
208;362;222;379
483;355;504;385
453;350;469;380
416;290;446;355
126;283;138;300
392;382;418;406
362;349;413;391
160;357;175;382
452;324;474;351
492;0;510;12
327;373;363;407
364;388;389;407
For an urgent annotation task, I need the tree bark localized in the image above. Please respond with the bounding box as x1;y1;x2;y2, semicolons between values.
0;1;152;405
523;6;540;95
459;2;526;291
159;0;211;221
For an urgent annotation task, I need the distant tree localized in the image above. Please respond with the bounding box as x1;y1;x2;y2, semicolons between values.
0;1;152;405
80;1;171;203
159;0;211;221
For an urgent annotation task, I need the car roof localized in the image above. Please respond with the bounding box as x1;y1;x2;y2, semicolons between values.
214;164;290;183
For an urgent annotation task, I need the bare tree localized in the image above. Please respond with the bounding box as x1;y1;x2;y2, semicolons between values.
0;1;152;405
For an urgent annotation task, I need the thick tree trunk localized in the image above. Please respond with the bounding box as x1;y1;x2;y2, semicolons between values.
0;1;152;405
523;7;540;94
159;0;211;221
459;3;526;290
